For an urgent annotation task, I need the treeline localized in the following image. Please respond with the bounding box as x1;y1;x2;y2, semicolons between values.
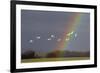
21;50;90;59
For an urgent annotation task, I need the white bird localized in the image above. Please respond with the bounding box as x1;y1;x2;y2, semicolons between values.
29;40;33;43
65;38;69;41
57;38;61;42
75;33;77;38
47;38;52;40
36;36;41;39
67;31;74;36
51;35;55;38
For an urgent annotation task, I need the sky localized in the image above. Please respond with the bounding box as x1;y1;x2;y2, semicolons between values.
21;10;90;54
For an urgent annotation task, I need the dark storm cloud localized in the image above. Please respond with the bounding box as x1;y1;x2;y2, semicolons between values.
21;10;90;53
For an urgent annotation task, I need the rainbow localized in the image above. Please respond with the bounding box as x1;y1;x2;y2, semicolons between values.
54;13;82;53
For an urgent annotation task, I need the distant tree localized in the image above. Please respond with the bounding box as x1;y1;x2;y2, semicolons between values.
22;50;35;59
46;50;62;58
63;51;90;57
21;50;41;59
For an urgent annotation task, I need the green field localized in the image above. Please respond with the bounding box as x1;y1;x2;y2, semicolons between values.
21;57;90;63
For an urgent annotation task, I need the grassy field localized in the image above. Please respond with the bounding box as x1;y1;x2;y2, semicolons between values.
21;57;90;63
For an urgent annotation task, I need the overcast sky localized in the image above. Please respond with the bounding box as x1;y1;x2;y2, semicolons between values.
21;10;90;54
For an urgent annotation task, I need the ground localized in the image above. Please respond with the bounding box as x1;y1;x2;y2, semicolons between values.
21;57;90;63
